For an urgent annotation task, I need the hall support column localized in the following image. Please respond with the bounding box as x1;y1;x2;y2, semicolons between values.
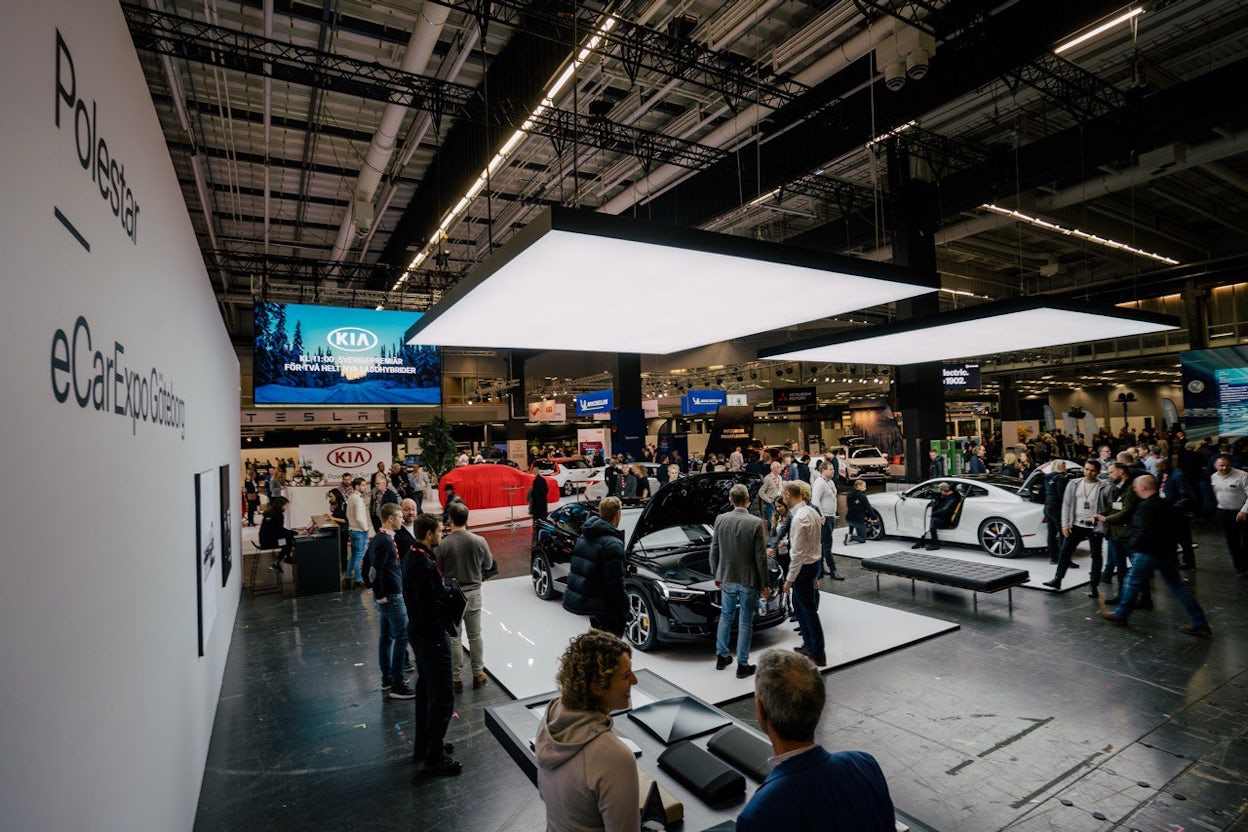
611;353;645;460
1182;279;1208;351
887;140;945;481
999;377;1020;421
507;351;535;466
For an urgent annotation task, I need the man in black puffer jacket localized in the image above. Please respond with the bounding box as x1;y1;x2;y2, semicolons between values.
563;497;629;636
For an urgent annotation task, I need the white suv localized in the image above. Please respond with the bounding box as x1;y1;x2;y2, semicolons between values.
530;457;602;497
830;445;890;482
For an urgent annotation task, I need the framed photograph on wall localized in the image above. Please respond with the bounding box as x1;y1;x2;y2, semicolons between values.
195;470;220;657
218;464;234;587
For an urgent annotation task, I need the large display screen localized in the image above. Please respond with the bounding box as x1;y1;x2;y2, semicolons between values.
1181;346;1248;441
253;302;441;405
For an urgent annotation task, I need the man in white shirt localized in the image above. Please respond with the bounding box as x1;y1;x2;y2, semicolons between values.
1211;455;1248;577
811;466;844;581
729;446;745;472
758;462;783;531
345;477;371;589
782;482;825;666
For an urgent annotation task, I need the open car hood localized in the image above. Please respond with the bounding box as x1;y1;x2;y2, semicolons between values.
626;472;762;552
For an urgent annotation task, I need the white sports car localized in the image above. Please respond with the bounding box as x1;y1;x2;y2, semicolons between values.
864;470;1077;558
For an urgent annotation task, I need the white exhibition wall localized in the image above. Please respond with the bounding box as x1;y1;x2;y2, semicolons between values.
0;2;240;829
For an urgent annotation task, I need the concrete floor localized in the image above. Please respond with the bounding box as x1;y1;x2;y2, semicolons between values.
195;517;1248;831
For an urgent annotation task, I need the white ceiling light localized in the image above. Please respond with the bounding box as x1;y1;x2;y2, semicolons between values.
758;297;1178;366
1055;8;1143;55
980;204;1179;265
405;208;934;354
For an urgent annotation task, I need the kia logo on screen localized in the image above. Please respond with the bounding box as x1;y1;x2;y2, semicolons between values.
327;446;373;468
326;327;378;352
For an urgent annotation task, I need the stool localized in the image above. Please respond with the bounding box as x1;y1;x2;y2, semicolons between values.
248;542;284;596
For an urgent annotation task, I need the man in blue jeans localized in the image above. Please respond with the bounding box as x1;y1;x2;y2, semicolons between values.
368;503;416;698
710;484;771;678
344;477;371;589
1098;475;1212;637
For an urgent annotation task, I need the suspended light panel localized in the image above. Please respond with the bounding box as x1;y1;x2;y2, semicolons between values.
404;208;935;354
758;298;1179;366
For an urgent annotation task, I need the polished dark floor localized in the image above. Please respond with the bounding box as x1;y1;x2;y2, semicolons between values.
195;519;1248;831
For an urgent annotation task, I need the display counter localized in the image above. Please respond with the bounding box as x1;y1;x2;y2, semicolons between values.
486;669;933;832
294;529;341;597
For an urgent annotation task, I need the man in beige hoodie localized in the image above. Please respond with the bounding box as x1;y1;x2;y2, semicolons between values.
536;630;639;832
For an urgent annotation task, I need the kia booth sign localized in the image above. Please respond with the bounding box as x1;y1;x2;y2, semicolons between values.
253;302;442;406
299;441;392;479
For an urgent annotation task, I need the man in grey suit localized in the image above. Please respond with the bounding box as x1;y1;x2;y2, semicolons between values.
710;484;772;678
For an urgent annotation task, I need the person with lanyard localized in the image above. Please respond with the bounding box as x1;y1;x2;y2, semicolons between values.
403;513;461;778
1044;460;1111;595
1094;462;1150;608
1210;454;1248;578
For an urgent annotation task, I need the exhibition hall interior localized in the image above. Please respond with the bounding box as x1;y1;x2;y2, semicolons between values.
4;0;1248;829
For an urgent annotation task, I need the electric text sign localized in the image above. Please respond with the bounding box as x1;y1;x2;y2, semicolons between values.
253;302;441;406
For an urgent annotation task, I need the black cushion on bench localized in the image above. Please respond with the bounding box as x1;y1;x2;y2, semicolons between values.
860;551;1030;593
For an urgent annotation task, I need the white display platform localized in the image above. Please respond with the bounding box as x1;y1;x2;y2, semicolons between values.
475;577;959;704
831;535;1092;592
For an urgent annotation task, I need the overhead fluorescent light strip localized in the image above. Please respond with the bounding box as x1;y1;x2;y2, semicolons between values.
391;15;620;292
758;298;1178;366
405;208;935;355
1055;8;1143;54
980;204;1179;265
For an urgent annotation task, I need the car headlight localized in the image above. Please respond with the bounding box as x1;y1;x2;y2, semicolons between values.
655;581;705;602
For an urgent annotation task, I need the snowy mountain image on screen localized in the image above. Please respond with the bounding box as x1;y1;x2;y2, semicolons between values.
253;302;441;405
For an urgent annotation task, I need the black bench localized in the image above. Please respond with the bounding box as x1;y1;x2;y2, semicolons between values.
860;551;1030;611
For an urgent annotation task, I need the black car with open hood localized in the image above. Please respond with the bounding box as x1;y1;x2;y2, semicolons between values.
530;472;788;651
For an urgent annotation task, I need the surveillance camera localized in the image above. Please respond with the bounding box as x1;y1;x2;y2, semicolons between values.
884;60;907;91
905;48;929;80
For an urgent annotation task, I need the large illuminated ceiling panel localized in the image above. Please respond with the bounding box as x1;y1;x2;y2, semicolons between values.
405;208;935;354
758;298;1179;366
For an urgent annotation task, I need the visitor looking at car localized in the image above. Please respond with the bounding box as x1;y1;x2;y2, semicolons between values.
1042;461;1068;564
629;463;651;500
844;479;873;544
758;461;782;531
562;497;629;637
436;501;496;694
911;483;961;551
782;481;825;667
711;484;771;678
535;630;639;832
737;650;895;832
812;464;844;581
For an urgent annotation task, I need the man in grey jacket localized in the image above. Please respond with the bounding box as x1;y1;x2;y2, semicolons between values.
436;501;496;693
1043;460;1112;595
710;484;771;678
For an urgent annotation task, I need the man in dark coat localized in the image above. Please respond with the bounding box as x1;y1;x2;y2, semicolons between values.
562;497;629;636
403;514;461;778
912;483;962;551
1043;462;1069;564
928;450;946;479
1098;475;1211;636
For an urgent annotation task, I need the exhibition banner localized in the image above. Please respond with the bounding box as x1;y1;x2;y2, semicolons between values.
682;389;727;414
642;399;660;418
298;441;393;480
575;389;614;416
253;302;441;406
942;364;981;388
528;400;567;423
242;408;385;426
726;393;748;407
772;386;816;407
